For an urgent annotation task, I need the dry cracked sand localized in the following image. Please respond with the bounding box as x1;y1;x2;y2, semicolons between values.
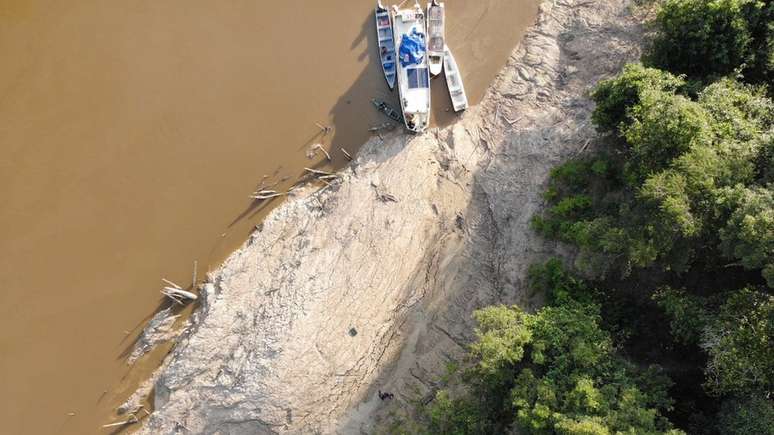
131;0;645;432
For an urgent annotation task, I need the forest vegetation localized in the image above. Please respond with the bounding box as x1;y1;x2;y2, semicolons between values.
391;0;773;433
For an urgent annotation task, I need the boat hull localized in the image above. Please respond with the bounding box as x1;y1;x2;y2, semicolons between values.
427;1;445;77
371;98;403;123
392;5;431;132
375;3;397;89
429;56;443;77
443;45;468;112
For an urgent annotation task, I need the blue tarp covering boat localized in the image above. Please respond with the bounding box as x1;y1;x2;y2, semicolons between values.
399;28;426;67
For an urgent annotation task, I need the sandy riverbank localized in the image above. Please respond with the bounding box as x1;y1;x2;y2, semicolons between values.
129;0;645;432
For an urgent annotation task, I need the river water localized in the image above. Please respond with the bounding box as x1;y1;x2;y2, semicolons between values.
0;1;538;433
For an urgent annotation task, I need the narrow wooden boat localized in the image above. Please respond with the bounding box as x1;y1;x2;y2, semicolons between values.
426;0;445;76
371;98;404;123
392;2;431;132
443;45;468;112
375;1;397;89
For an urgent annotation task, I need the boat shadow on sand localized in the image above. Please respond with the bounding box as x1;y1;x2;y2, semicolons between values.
121;5;466;381
228;8;464;225
225;12;400;230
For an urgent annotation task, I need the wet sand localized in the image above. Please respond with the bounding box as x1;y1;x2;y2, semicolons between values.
0;1;539;433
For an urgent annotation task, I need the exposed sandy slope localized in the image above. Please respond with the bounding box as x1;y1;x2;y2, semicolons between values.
137;0;643;432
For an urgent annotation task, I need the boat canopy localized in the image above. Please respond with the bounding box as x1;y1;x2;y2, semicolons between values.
407;68;429;89
399;28;426;67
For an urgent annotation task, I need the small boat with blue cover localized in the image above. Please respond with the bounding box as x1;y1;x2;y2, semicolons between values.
392;1;431;132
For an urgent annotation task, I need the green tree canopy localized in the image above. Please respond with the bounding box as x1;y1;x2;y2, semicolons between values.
425;303;680;435
532;52;773;434
536;74;773;281
716;185;774;285
591;64;686;135
701;288;773;395
717;394;774;435
646;0;773;85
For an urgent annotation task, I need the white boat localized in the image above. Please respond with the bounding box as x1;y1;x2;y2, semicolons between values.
426;0;445;76
375;1;396;89
443;45;468;112
392;2;431;132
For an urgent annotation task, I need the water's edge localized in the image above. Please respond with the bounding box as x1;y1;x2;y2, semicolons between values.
0;2;540;433
131;0;645;432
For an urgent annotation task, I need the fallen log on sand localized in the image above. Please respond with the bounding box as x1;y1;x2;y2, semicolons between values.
160;279;198;305
161;278;181;289
313;144;332;161
304;167;334;176
161;287;198;304
249;192;285;200
102;414;139;429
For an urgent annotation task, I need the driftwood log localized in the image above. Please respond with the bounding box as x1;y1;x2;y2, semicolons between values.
160;279;197;304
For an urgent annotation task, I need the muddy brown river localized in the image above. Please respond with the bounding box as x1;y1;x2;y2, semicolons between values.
0;1;538;433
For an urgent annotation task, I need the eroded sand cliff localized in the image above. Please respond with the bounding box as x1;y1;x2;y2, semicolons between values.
137;0;644;432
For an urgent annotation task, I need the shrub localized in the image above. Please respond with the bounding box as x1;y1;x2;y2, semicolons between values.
647;0;753;79
591;64;685;135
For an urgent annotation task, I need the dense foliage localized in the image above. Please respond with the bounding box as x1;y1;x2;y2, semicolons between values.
420;261;683;435
527;6;773;431
646;0;773;87
534;67;773;283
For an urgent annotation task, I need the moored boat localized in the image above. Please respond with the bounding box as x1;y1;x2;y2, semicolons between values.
371;98;404;123
375;1;397;89
392;2;431;132
443;45;468;112
426;0;445;76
